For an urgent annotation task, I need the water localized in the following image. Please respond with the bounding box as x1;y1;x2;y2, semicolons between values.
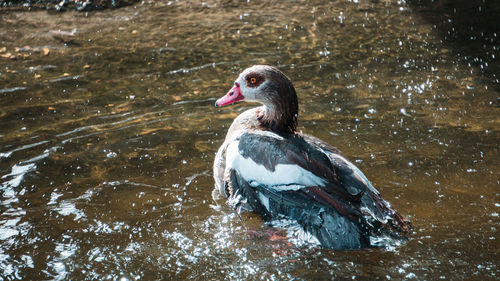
1;0;499;279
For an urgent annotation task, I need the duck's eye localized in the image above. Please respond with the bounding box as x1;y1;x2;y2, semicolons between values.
245;72;264;88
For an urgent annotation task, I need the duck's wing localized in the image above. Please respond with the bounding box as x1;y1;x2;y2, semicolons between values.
226;132;366;222
303;134;412;233
227;132;410;233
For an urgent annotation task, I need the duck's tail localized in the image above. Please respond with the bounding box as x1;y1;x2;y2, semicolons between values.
368;192;413;234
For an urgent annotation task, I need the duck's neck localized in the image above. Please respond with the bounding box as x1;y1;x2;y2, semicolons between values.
257;99;298;136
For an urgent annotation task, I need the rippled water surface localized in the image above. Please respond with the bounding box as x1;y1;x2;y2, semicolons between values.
1;0;499;279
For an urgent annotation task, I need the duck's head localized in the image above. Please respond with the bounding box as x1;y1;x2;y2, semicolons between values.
215;65;298;135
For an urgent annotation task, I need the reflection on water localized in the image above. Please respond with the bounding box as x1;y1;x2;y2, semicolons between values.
0;0;499;279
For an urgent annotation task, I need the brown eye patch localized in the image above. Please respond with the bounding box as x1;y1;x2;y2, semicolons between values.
245;72;265;88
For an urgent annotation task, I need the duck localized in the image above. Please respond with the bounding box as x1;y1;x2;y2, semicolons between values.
213;65;411;250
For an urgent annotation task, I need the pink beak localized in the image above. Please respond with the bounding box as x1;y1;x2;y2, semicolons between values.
215;82;244;107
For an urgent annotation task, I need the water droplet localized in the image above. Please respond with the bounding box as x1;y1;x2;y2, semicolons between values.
106;151;117;158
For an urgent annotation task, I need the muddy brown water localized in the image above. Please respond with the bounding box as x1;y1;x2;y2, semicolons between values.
0;0;499;280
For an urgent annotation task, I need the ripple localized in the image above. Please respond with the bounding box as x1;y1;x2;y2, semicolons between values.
1;163;37;191
0;140;50;159
0;87;27;94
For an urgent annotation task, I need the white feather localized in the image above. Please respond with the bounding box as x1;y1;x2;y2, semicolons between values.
225;141;326;191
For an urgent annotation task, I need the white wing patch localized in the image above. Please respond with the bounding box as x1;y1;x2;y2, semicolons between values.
226;141;326;191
